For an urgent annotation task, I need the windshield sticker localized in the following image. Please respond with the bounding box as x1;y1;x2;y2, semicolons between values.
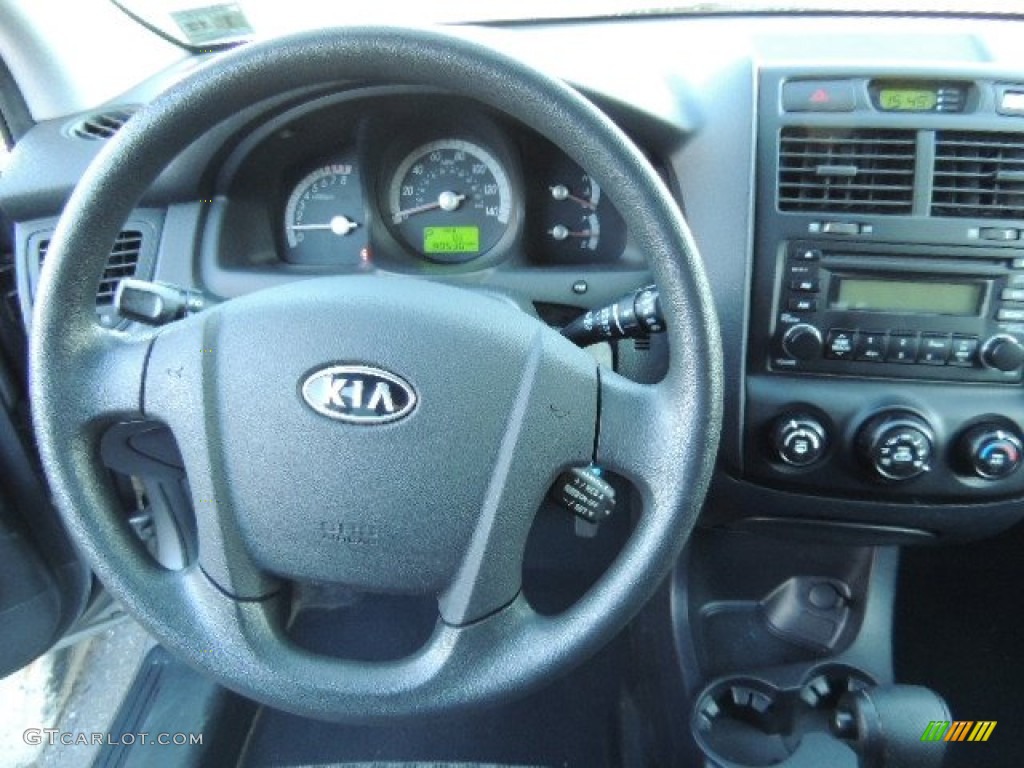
171;4;253;45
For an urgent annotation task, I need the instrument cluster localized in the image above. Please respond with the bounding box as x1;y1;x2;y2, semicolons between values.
222;92;633;273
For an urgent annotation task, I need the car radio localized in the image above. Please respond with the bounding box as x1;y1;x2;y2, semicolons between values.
769;241;1024;383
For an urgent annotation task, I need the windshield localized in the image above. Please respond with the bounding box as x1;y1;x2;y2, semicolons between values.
114;0;1024;48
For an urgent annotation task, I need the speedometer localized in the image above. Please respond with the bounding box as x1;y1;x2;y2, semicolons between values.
387;139;512;263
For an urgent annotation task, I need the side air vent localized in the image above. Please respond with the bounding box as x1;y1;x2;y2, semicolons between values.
932;131;1024;219
37;230;143;306
67;107;137;140
778;127;916;215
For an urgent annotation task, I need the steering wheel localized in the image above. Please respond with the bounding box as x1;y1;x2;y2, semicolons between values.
30;26;721;720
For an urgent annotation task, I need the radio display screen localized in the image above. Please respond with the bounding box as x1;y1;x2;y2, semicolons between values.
832;278;983;316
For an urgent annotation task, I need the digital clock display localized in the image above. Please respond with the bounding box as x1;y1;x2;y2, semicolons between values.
423;226;480;255
878;88;938;112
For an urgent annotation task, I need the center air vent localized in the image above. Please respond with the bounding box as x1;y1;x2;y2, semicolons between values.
778;127;916;215
932;131;1024;219
38;230;143;307
67;107;137;140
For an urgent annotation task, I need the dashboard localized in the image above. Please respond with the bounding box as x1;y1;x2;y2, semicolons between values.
7;13;1024;546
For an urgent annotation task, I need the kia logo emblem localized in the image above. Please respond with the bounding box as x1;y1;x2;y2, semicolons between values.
301;365;416;424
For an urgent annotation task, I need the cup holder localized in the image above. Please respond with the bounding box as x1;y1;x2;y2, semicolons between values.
799;665;874;710
692;665;877;767
693;678;796;767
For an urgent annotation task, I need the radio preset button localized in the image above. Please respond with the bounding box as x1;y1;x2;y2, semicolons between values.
788;297;818;312
1009;274;1024;288
1002;288;1024;302
886;333;920;364
997;308;1024;322
918;333;951;365
790;246;822;262
790;279;820;293
854;332;888;362
825;329;857;360
949;335;979;367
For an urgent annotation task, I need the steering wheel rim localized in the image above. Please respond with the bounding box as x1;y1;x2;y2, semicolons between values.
30;26;722;720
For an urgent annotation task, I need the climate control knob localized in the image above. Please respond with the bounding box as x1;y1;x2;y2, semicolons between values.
980;334;1024;373
959;424;1024;479
780;323;823;361
771;415;828;467
857;411;935;481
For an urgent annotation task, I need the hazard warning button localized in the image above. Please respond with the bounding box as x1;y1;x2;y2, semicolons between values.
782;80;856;112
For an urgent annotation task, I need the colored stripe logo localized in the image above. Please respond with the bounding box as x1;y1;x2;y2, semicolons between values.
921;721;997;742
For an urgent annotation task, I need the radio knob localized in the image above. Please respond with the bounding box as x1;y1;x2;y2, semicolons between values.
980;334;1024;373
959;424;1024;479
771;415;828;467
857;411;935;482
780;323;823;361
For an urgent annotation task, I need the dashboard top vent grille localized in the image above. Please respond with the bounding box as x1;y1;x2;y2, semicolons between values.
778;127;916;215
38;230;143;307
67;107;137;141
932;131;1024;219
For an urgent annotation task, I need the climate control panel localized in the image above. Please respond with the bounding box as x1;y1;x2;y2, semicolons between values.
768;406;1023;486
749;373;1024;501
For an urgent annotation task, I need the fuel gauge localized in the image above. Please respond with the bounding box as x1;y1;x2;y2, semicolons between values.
532;155;626;264
548;182;601;252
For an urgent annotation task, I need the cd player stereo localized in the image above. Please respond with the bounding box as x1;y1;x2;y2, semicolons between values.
769;241;1024;384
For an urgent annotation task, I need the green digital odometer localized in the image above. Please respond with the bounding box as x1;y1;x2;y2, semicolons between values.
878;88;938;112
423;226;480;255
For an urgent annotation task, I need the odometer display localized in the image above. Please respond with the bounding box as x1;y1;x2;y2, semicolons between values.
424;226;480;254
878;88;938;112
387;139;511;264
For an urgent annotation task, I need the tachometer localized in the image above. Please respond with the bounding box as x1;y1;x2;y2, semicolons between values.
387;139;512;263
283;161;369;267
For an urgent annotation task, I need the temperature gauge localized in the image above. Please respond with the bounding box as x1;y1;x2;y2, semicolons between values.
531;154;626;264
283;159;370;267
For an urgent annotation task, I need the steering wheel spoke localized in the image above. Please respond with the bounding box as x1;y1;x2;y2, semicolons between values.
594;369;669;498
143;312;280;600
52;325;152;428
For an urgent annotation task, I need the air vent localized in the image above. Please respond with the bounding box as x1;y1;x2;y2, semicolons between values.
67;107;137;140
38;230;143;306
932;131;1024;219
778;127;916;215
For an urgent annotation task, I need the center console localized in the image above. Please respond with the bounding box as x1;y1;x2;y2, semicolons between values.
744;67;1024;517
